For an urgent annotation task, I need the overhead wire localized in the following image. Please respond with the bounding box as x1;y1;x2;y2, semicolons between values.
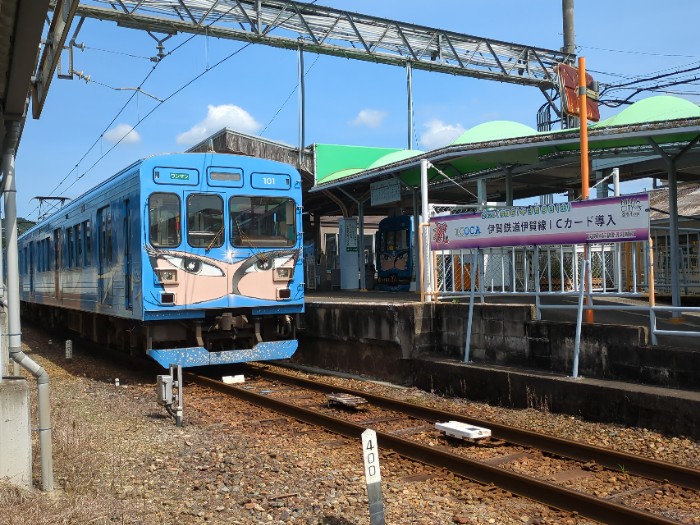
577;44;700;59
573;43;700;108
52;42;256;203
80;45;152;61
26;5;250;219
260;53;321;136
28;0;322;220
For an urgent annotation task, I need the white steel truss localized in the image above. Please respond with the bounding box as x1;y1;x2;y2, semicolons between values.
72;0;569;88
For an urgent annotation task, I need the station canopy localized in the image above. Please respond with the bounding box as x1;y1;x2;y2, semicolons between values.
311;95;700;215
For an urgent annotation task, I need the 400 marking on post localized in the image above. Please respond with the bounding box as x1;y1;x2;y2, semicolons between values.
361;429;385;524
362;429;382;483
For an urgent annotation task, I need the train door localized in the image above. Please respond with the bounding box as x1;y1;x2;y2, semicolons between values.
29;241;34;296
97;205;112;305
123;199;132;309
53;229;61;300
183;191;226;305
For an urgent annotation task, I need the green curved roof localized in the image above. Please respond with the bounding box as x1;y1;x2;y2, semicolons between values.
451;120;537;145
368;149;424;169
321;167;366;184
596;95;700;128
314;144;402;183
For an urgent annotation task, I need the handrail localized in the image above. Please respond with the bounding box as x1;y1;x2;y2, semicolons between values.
650;305;700;345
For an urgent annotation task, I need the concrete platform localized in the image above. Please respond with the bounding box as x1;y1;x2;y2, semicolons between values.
298;289;700;439
411;357;700;439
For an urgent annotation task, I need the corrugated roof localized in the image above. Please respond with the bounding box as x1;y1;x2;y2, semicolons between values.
649;184;700;221
0;0;49;149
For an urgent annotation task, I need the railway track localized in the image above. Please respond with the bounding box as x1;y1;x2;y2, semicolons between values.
187;364;700;525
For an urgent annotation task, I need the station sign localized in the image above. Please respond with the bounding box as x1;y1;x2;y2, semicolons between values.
430;193;649;250
371;178;401;206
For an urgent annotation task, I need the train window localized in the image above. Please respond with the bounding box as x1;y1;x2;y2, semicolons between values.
39;239;45;272
187;194;224;248
229;196;295;248
67;227;74;268
75;224;82;267
379;229;409;251
106;212;113;264
84;220;91;266
149;193;181;248
98;206;114;266
53;229;60;270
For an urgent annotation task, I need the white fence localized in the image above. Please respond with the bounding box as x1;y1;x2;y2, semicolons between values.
429;204;653;299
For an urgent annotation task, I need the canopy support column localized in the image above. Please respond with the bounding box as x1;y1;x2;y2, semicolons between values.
648;134;700;314
297;41;306;164
406;61;413;150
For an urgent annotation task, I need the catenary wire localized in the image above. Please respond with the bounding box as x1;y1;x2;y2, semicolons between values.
27;0;320;220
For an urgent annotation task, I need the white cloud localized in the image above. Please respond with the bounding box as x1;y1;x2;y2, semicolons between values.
104;123;141;144
418;119;465;150
176;104;262;145
349;109;388;128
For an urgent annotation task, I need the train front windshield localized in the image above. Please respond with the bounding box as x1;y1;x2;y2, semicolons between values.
149;193;181;248
230;196;296;248
187;194;224;248
379;229;409;254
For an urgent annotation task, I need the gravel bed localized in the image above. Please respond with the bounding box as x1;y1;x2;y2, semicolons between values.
0;326;697;524
267;364;700;469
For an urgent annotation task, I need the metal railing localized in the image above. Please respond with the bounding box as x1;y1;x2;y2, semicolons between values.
424;204;700;376
650;306;700;346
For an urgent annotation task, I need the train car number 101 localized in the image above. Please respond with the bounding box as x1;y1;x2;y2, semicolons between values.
251;172;291;190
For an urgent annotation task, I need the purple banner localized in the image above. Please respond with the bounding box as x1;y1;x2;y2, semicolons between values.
430;194;649;250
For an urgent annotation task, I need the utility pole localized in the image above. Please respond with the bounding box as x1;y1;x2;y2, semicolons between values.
562;0;575;57
562;0;577;129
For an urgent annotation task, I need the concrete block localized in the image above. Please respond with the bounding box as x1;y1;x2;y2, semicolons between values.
504;335;528;354
484;318;504;336
0;378;32;488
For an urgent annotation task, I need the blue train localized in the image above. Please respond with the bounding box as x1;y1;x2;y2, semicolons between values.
18;152;304;367
375;215;413;292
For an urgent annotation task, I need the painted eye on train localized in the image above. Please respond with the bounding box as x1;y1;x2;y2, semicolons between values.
162;255;224;277
256;258;272;271
247;255;294;274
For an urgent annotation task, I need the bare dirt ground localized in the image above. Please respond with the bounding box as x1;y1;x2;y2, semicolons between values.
1;323;698;524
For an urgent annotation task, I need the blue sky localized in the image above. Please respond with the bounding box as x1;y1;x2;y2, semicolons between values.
16;0;700;219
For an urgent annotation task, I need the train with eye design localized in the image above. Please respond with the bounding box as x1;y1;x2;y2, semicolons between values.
17;152;304;367
375;215;413;292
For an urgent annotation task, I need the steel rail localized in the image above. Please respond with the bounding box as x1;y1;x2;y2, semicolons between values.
190;373;681;525
244;363;700;492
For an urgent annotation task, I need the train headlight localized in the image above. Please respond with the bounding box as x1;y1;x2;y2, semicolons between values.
156;269;178;284
274;267;293;281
